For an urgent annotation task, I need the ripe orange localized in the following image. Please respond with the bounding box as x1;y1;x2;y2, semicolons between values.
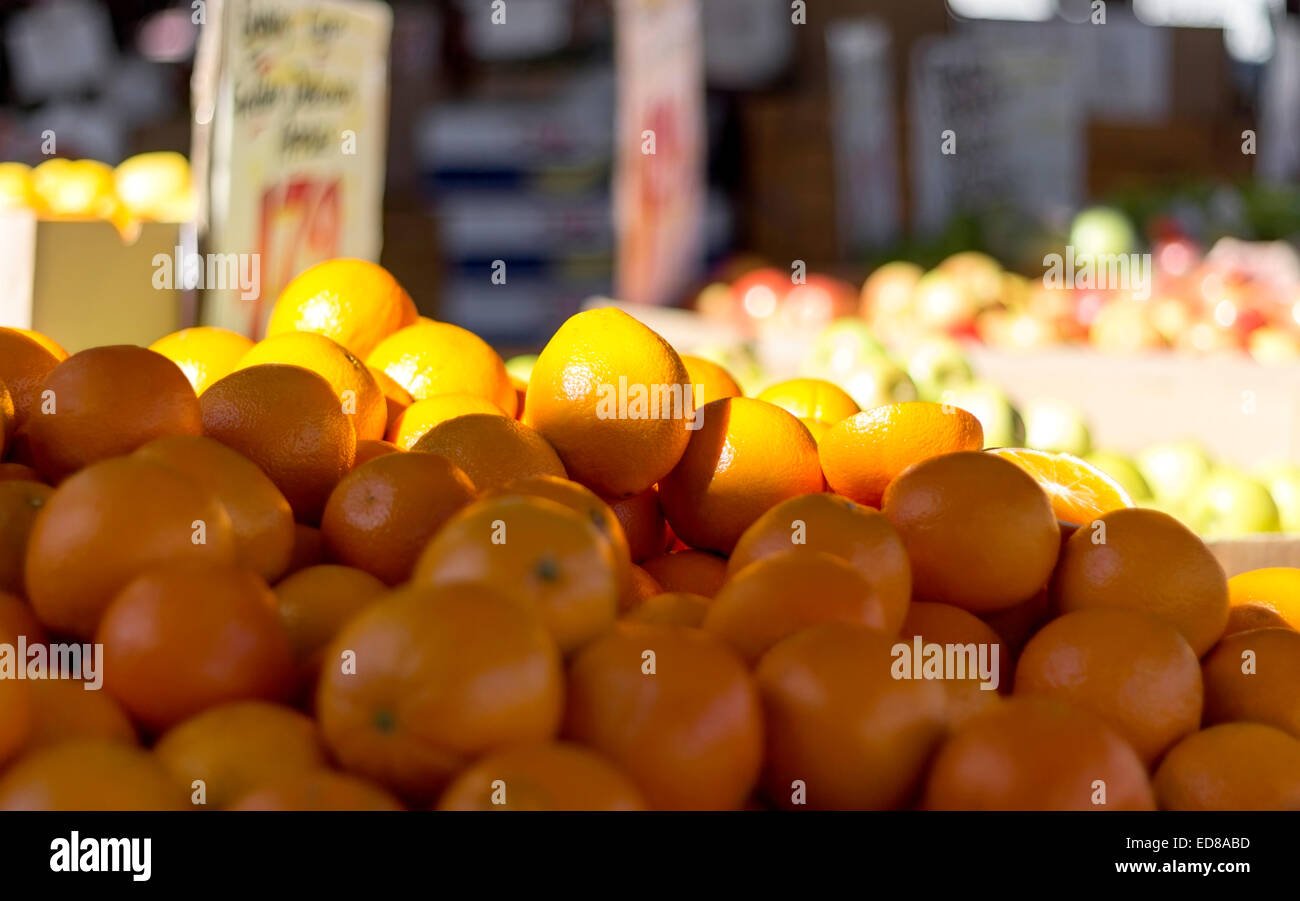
623;565;663;612
0;379;11;456
19;678;136;751
97;561;295;732
287;523;328;574
757;377;860;426
988;448;1133;526
1051;507;1229;657
355;438;399;467
0;676;31;770
524;308;693;497
1153;723;1300;811
0;327;62;427
236;332;387;441
680;355;742;407
366;319;516;415
800;417;832;445
436;742;648;811
1225;567;1300;635
387;393;506;450
900;602;1009;726
1202;627;1300;738
0;463;41;483
640;550;728;598
25;345;202;482
322;452;476;585
607;487;667;562
706;550;892;664
266;258;418;359
316;583;563;803
414;496;619;654
728;492;911;618
563;622;763;810
757;623;947;809
979;589;1052;656
923;697;1156;810
200;364;356;523
883;451;1059;614
659;397;824;554
369;366;413;433
25;456;237;638
409;413;565;494
148;326;254;394
0;740;186;811
134;434;295;584
626;591;711;627
820;402;984;507
1014;608;1202;764
10;329;67;362
0;479;52;597
227;769;404;811
0;591;45;645
153;701;326;809
273;564;386;678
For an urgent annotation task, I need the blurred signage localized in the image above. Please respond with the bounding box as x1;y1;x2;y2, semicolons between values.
613;0;705;306
192;0;392;337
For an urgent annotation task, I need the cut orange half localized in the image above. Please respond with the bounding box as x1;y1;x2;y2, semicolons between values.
987;447;1134;527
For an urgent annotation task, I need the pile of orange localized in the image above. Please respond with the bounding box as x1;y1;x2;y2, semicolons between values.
1;258;1298;811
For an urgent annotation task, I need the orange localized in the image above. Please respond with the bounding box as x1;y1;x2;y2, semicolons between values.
25;345;202;482
800;417;832;445
153;701;326;809
134;434;295;583
0;479;52;597
266;258;418;359
1153;723;1300;811
273;564;386;677
1014;608;1202;764
923;697;1156;810
237;332;387;441
706;549;893;664
148;326;254;394
0;740;187;811
227;769;404;811
409;413;564;494
980;588;1052;656
728;492;910;617
758;378;860;426
900;602;1008;727
0;591;45;645
0;327;62;427
757;623;947;809
820;402;984;507
1051;507;1229;657
988;447;1133;526
201;364;356;523
0;463;41;483
485;474;634;599
369;365;413;433
563;622;763;810
387;393;505;450
25;457;237;638
0;676;31;770
623;565;663;612
523;308;692;497
322;452;476;585
659;397;824;554
607;486;667;562
640;549;728;598
97;561;296;733
287;523;328;575
680;354;742;408
626;591;711;627
366;319;516;415
883;451;1059;614
414;496;618;654
0;379;11;456
355;438;399;467
20;678;136;751
315;583;563;803
10;329;67;361
436;742;648;811
1225;567;1300;635
1202;627;1300;738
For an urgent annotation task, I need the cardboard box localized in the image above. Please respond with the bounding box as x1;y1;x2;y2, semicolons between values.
0;212;190;352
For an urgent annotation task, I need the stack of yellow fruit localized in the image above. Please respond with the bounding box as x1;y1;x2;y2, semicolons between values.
0;258;1298;811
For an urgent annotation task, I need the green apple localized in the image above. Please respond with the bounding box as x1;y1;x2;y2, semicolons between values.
839;355;918;410
942;381;1025;448
1069;206;1136;261
504;354;538;384
1083;450;1152;502
1185;468;1282;539
905;335;974;402
805;318;889;378
1137;441;1213;507
1023;398;1092;457
1258;462;1300;533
